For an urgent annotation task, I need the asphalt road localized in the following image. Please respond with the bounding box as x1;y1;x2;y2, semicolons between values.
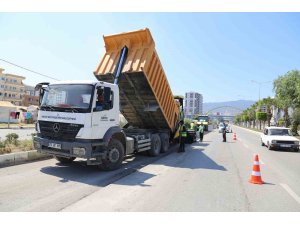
1;126;300;211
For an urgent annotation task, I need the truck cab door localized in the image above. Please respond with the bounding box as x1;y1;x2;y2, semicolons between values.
91;86;119;139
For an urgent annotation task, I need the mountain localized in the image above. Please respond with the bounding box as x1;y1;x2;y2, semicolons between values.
203;100;255;116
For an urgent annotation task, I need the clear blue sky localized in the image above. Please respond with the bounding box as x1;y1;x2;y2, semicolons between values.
0;13;299;102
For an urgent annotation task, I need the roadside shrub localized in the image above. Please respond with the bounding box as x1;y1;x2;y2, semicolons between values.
278;118;285;127
5;133;19;146
20;140;34;151
0;141;5;148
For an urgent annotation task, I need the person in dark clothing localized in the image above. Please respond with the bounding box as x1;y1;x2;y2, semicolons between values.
178;122;187;152
222;125;227;142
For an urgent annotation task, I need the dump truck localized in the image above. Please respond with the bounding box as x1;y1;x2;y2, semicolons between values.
33;28;184;170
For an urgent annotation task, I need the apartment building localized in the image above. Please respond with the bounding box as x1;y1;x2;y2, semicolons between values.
0;68;25;106
184;91;203;118
21;85;39;106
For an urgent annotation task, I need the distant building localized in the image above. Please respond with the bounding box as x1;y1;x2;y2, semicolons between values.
22;85;39;107
0;68;25;106
184;91;203;118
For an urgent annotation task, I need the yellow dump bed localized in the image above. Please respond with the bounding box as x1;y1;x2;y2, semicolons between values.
94;28;180;132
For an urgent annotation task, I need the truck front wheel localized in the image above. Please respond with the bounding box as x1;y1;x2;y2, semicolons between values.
148;134;161;156
55;156;76;164
99;139;124;171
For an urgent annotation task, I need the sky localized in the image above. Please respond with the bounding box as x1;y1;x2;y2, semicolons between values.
0;13;300;103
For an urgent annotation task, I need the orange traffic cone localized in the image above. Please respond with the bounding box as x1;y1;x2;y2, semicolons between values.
233;133;237;140
249;154;264;184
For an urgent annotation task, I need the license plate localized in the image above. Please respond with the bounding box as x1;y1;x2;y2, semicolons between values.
281;144;291;148
48;143;61;149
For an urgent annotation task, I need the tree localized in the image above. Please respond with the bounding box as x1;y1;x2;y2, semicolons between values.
256;112;267;130
291;108;300;135
259;97;276;127
273;70;300;127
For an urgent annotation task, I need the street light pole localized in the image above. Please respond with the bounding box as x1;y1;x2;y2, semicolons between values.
251;80;271;101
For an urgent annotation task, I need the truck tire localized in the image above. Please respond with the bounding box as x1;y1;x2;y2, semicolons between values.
55;156;76;164
99;139;124;171
148;134;161;156
160;133;170;153
261;139;265;146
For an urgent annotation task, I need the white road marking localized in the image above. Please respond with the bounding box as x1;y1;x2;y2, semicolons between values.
280;183;300;205
239;131;265;165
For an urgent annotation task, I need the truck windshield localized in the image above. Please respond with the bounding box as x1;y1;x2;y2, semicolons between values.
40;84;94;113
198;116;208;123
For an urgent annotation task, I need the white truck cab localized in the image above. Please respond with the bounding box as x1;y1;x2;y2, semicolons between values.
34;80;130;170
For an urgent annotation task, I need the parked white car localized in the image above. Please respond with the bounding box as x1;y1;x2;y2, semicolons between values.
261;127;299;152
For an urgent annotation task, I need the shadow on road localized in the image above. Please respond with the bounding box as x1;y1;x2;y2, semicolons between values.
157;142;227;171
39;140;226;188
39;151;169;187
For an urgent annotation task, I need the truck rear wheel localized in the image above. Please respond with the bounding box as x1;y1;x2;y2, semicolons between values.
148;134;161;156
99;139;124;171
55;156;76;164
160;133;170;153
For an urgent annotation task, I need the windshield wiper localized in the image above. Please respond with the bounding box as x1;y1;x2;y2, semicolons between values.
41;104;55;111
68;107;79;113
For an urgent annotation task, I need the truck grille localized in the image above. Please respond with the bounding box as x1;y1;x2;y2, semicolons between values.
39;121;83;141
276;141;295;144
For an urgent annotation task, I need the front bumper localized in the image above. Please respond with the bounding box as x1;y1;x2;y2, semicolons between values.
33;136;107;159
270;143;299;150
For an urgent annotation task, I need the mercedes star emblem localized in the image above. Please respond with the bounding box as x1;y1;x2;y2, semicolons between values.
53;123;60;133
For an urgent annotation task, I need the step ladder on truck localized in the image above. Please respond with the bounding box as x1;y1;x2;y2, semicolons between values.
33;28;184;170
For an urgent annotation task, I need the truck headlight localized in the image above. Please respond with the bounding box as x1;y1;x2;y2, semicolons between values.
294;141;299;145
35;122;40;133
73;147;86;157
271;140;276;144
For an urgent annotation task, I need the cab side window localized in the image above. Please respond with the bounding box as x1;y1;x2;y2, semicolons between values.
94;87;113;112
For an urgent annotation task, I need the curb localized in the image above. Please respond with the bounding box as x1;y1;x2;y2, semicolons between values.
0;150;52;168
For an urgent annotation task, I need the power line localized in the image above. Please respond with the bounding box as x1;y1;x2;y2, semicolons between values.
0;58;60;81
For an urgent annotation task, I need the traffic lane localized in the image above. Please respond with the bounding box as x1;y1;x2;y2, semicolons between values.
232;125;300;192
230;125;300;211
64;129;300;212
0;146;176;212
63;130;251;211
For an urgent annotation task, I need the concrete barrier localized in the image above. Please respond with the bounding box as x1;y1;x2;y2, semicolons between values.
0;150;52;168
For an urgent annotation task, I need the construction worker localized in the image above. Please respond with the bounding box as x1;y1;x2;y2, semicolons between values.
199;123;204;142
178;121;187;152
222;123;227;142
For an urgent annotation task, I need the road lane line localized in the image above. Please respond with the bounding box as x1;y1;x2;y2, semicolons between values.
280;183;300;205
